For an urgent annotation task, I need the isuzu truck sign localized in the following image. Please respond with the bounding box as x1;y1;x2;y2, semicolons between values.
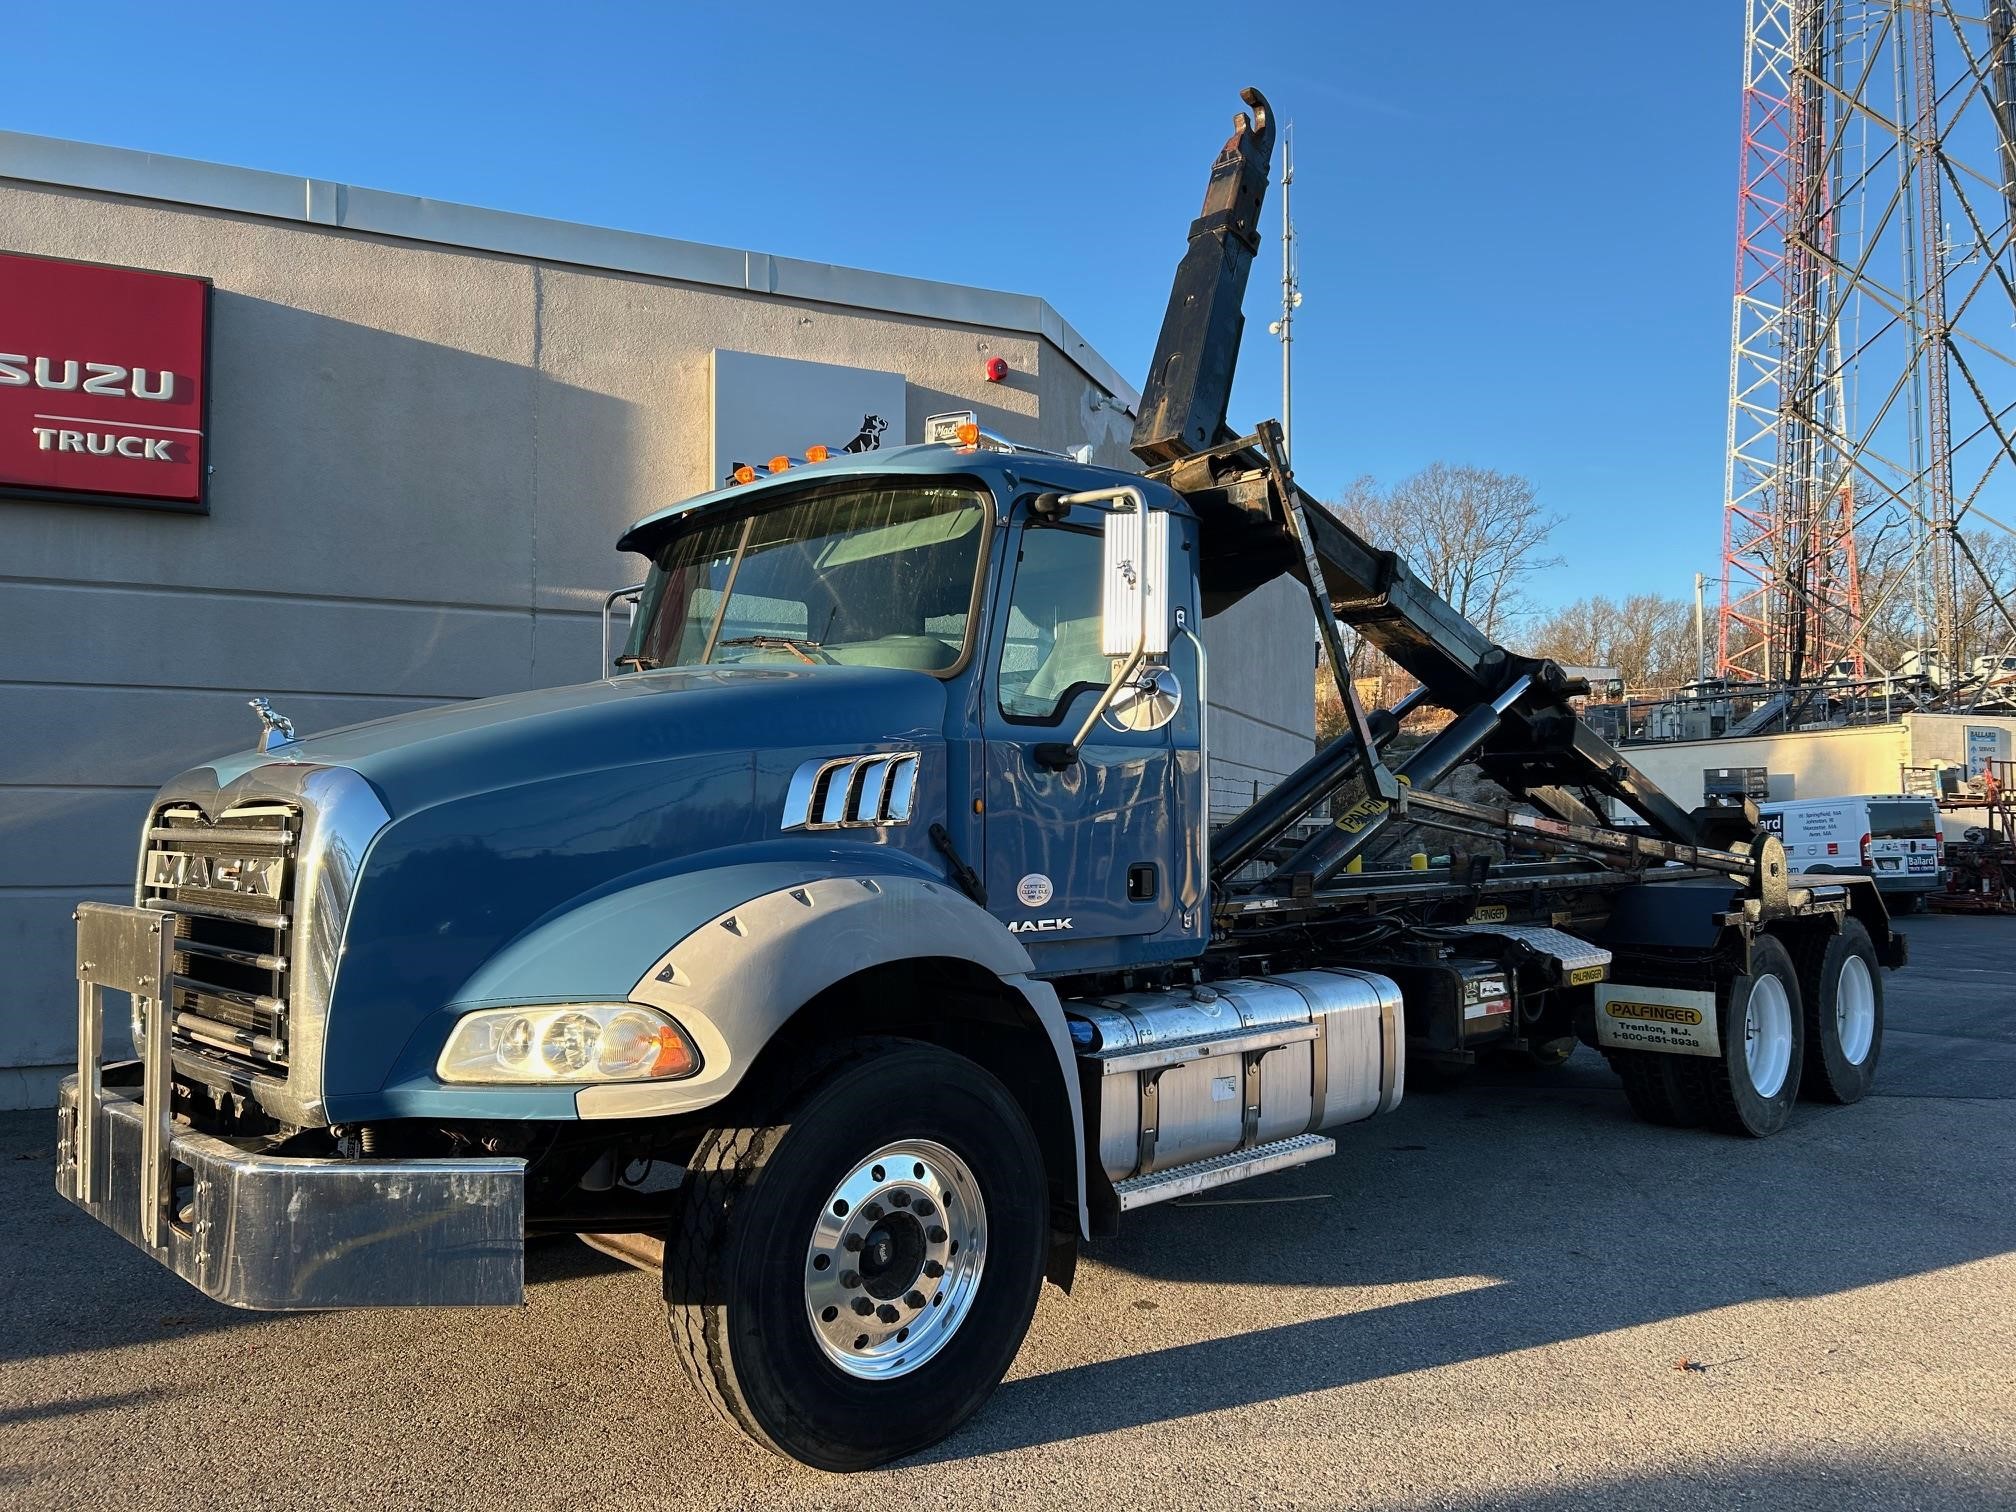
0;251;209;512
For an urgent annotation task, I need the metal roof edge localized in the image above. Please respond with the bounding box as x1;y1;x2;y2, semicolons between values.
0;130;1142;412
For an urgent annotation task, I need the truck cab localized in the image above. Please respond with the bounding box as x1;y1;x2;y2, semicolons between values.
611;443;1210;969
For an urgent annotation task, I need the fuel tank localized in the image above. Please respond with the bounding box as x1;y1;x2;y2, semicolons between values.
1069;970;1406;1184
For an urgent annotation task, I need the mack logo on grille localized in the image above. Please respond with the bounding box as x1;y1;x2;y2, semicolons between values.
146;849;282;898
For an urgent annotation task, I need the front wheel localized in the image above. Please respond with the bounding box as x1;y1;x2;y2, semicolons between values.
665;1040;1048;1471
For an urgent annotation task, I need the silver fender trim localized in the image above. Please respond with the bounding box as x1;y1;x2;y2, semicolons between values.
576;873;1090;1238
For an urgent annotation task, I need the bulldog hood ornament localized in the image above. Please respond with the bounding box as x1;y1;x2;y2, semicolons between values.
249;696;297;753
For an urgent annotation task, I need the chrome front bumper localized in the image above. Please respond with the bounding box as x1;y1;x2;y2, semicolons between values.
56;902;525;1310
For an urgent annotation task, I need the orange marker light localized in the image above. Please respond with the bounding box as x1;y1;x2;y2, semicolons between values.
955;422;980;447
649;1025;698;1079
732;464;756;485
806;444;830;463
768;455;791;474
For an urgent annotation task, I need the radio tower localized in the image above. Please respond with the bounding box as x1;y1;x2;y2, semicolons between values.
1718;1;2016;695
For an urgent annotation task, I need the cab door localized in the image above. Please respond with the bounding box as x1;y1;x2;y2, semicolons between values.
980;507;1178;959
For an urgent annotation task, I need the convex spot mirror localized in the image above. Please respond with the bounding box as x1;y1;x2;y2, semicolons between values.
1104;666;1183;732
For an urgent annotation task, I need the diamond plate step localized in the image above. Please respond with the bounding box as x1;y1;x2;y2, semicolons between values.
1445;922;1612;977
1112;1132;1336;1212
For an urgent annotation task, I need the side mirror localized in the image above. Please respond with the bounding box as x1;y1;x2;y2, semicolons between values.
1100;505;1170;658
1036;502;1174;771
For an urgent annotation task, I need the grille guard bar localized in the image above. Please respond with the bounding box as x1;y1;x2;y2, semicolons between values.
57;901;525;1310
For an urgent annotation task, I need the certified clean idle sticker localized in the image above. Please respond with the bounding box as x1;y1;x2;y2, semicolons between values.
1016;873;1054;908
1594;983;1721;1057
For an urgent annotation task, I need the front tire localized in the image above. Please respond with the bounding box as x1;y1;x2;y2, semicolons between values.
666;1039;1048;1471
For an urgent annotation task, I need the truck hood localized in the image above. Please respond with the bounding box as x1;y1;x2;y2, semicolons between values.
238;664;948;816
159;663;954;1117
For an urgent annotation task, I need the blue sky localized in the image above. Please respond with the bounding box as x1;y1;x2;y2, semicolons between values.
11;1;1738;610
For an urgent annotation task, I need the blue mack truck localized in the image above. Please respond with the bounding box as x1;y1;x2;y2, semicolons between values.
56;90;1903;1470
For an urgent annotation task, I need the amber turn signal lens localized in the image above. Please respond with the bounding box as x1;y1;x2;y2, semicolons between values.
732;464;756;485
806;444;830;463
649;1024;698;1079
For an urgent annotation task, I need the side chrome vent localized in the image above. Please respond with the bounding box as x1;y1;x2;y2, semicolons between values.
782;753;920;831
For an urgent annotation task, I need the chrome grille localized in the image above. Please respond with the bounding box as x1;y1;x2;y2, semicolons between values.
141;801;298;1073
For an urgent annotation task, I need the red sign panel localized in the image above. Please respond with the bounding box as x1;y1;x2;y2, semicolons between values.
0;251;209;511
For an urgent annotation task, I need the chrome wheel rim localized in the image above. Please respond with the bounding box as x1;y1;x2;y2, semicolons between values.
1743;972;1794;1098
804;1139;987;1381
1835;954;1876;1065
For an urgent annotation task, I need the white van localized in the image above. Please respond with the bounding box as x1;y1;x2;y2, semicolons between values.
1758;793;1945;907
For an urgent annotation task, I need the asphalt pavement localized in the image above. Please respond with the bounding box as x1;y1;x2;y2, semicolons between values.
2;913;2012;1510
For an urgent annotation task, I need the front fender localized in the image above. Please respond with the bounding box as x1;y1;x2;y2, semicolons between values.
446;860;1090;1237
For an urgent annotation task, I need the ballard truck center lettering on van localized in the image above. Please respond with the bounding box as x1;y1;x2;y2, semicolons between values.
0;251;209;512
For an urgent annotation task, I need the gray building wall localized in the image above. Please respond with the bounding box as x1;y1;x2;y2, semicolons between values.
0;136;1312;1106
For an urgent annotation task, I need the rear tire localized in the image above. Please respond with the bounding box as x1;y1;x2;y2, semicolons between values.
1610;935;1805;1137
1700;934;1806;1136
1613;1051;1706;1127
665;1039;1047;1471
1791;919;1883;1104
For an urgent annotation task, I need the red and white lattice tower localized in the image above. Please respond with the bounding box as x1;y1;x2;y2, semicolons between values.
1718;2;2016;692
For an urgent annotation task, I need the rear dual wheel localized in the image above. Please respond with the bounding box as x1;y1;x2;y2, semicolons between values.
1793;918;1883;1104
1614;934;1806;1137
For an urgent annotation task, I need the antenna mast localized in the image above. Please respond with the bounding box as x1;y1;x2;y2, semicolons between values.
1269;122;1302;461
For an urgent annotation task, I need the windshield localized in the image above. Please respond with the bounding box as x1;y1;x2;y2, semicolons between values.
624;482;989;674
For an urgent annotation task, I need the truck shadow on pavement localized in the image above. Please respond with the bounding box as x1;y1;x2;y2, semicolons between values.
918;1045;2016;1464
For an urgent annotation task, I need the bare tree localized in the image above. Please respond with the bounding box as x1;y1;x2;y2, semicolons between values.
1332;463;1563;639
1854;524;2016;676
1524;594;1698;693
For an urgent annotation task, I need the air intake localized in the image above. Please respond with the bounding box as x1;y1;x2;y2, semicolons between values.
781;753;920;831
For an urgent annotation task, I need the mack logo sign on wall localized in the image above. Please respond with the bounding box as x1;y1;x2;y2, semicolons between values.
0;251;210;512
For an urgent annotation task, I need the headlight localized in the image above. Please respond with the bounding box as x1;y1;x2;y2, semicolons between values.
437;1004;700;1084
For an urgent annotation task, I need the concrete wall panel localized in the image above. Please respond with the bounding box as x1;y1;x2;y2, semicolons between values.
1;579;535;698
0;687;452;787
0;789;150;888
1615;726;1910;810
0;889;126;1065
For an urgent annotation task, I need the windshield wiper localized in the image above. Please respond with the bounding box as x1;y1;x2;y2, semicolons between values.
713;635;829;665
